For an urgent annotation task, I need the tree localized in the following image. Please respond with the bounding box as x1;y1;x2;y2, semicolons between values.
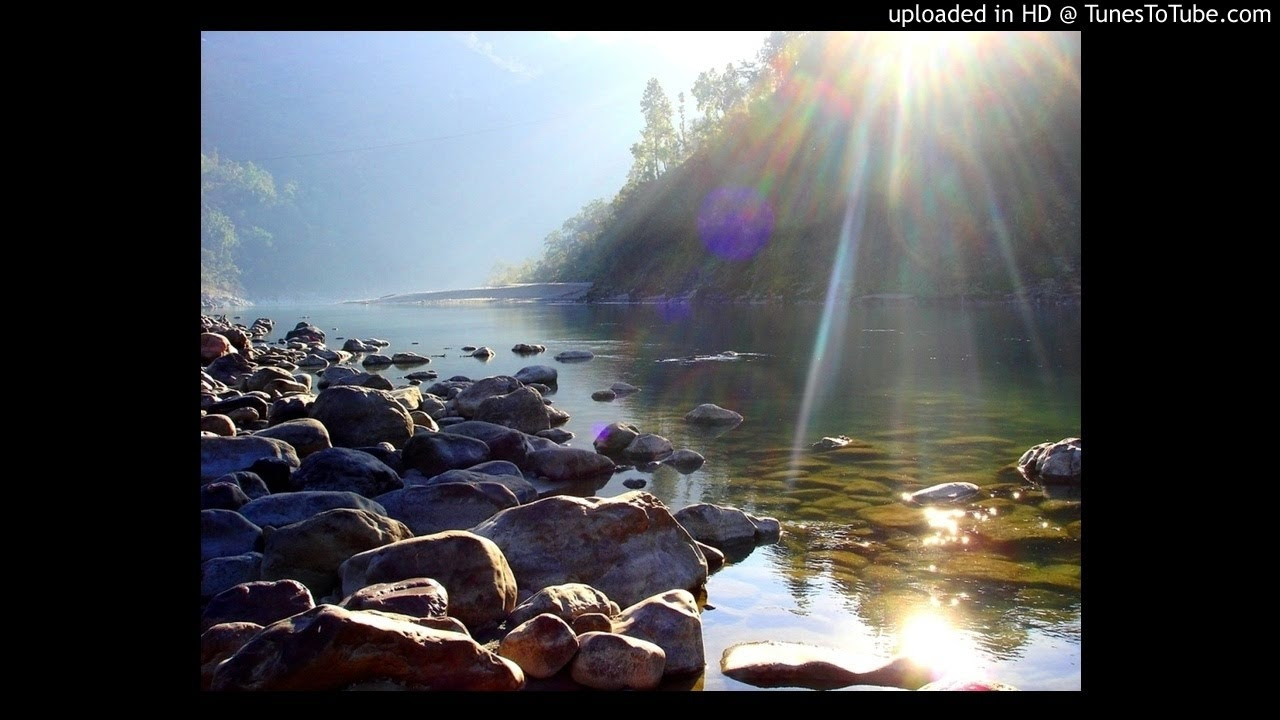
200;150;287;292
627;78;678;187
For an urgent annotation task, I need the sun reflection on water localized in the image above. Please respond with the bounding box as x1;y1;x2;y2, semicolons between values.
897;612;987;681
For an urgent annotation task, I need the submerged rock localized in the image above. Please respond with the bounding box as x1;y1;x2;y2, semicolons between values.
720;642;935;690
906;482;981;505
684;403;743;425
210;605;525;691
811;435;852;451
554;350;594;362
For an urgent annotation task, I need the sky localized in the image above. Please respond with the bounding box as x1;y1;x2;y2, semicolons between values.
200;31;770;298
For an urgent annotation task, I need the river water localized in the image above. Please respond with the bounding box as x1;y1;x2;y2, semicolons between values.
214;300;1080;690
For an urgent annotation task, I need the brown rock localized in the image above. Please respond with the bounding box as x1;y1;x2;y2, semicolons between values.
261;509;413;598
570;632;665;690
498;613;579;679
200;622;263;690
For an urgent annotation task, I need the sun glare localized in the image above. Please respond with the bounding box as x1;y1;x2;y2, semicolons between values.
897;612;985;679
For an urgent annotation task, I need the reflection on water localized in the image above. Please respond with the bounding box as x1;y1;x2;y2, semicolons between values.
226;300;1080;690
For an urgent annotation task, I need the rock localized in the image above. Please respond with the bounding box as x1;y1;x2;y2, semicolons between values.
425;380;471;398
392;352;430;365
418;393;447;418
331;372;395;391
435;421;531;468
623;478;647;489
245;366;295;392
253;418;332;459
499;614;579;679
545;404;571;426
261;508;413;598
201;333;233;363
610;382;640;395
362;354;394;367
388;386;422;411
472;491;707;608
341;577;448;618
401;431;492;477
511;344;546;355
206;470;270;499
674;503;777;550
417;616;470;635
593;422;641;455
405;370;438;381
624;433;673;461
573;613;614;634
209;605;524;691
470;347;495;359
374;483;519;536
664;449;705;473
749;515;782;544
262;379;309;397
408;468;537;504
697;542;725;572
314;348;353;364
201;481;251;510
285;323;325;342
339;531;518;630
409;411;438;430
226;406;261;425
591;389;616;401
200;579;315;631
528;383;553;396
200;622;264;690
200;414;236;437
342;338;379;353
310;386;414;449
268;396;311;426
571;632;665;690
508;583;621;628
720;642;936;690
202;509;263;563
684;403;743;425
475;386;550;434
536;428;573;444
525;447;613;483
296;353;329;368
811;435;853;451
554;350;594;362
906;482;981;505
201;435;299;484
454;376;523;418
240;491;388;530
201;552;263;601
319;365;359;388
206;352;256;384
919;679;1019;691
353;444;403;475
466;460;524;478
1019;437;1081;484
290;447;403;497
614;590;704;676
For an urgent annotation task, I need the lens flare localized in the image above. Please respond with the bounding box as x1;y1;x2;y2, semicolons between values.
697;186;776;262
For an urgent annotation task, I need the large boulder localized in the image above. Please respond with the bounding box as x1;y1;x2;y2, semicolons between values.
239;491;387;530
1018;437;1081;484
253;418;332;459
339;531;518;630
475;387;550;434
454;376;523;418
201;622;263;690
571;632;665;690
201;509;262;563
200;435;300;483
674;503;781;550
624;433;674;461
593;422;641;455
472;492;708;608
374;483;518;536
614;590;704;676
267;396;311;426
684;403;743;425
498;613;579;679
340;578;449;618
261;509;413;598
407;468;537;505
210;605;525;691
507;583;620;628
309;386;414;449
289;447;403;498
514;365;557;385
200;414;236;437
526;447;615;483
201;552;263;601
206;353;256;384
200;579;315;631
201;332;233;363
438;422;532;468
401;432;492;477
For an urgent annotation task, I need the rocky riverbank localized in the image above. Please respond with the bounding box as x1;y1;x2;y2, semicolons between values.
201;314;1058;691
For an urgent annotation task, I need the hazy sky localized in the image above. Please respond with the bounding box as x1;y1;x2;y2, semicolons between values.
201;31;769;297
